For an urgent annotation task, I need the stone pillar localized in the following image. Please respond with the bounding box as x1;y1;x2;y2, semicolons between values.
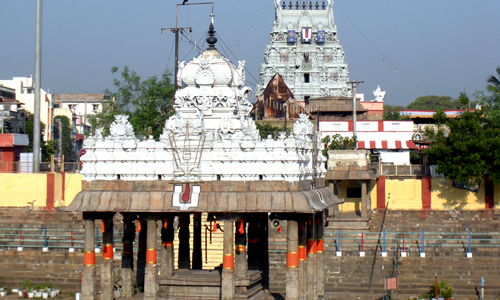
121;214;135;297
361;181;368;218
101;216;114;300
178;213;191;269
298;217;307;300
235;218;248;280
306;214;316;300
260;215;269;290
286;219;299;300
161;216;175;277
315;213;325;297
82;219;96;300
222;221;234;300
328;181;339;216
137;218;147;288
192;213;203;269
144;219;158;300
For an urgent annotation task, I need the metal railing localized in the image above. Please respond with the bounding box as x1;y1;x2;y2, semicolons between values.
2;226;500;254
323;230;500;254
0;161;81;173
375;164;428;176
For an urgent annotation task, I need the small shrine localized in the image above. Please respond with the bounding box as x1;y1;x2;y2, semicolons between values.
65;17;341;300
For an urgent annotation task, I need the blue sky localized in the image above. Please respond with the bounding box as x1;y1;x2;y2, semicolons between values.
1;0;499;106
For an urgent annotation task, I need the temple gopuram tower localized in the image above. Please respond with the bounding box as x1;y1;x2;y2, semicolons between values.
257;0;352;104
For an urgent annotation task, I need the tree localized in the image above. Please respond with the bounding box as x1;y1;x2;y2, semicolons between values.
321;134;357;158
478;67;500;128
425;109;500;187
407;95;461;111
24;112;55;162
54;115;75;162
88;66;175;139
383;108;412;121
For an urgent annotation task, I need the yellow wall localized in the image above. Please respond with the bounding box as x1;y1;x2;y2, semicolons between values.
336;181;361;213
340;177;499;211
63;173;83;206
431;178;485;210
385;178;422;210
53;173;63;207
0;174;47;207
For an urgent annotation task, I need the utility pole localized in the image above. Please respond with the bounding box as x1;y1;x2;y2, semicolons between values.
33;0;42;172
162;2;214;93
348;81;363;149
161;27;192;92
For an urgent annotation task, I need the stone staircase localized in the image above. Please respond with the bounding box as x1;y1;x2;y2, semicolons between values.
322;209;500;299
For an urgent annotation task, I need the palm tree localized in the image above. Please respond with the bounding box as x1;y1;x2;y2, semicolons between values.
487;67;500;94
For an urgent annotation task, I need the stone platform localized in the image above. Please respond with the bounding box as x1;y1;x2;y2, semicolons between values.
159;269;265;300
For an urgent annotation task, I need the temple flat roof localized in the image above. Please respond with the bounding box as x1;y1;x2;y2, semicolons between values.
63;181;342;214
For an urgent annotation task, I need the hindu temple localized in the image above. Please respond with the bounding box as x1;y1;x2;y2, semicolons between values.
65;16;341;300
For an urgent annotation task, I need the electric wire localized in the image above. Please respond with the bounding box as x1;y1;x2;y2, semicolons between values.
165;38;175;74
180;31;208;61
216;33;260;88
335;2;429;95
229;1;273;49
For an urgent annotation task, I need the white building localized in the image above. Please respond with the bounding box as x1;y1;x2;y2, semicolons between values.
320;120;418;165
0;76;52;140
52;93;103;134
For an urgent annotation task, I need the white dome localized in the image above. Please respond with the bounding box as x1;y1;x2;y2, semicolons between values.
179;49;238;88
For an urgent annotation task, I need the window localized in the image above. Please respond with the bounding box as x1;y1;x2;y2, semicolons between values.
346;187;362;198
304;96;310;105
304;73;310;83
93;104;99;111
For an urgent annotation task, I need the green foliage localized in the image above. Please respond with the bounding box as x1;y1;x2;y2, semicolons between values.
383;108;411;121
321;134;357;158
425;280;454;299
88;66;175;139
407;95;461;111
425;109;500;187
475;67;500;128
255;122;291;140
54;115;75;162
24;112;55;162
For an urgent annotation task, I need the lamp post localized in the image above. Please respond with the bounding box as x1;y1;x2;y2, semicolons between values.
33;0;42;172
348;81;363;149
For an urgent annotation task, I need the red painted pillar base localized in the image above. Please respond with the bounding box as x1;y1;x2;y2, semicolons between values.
485;177;494;209
422;176;431;210
46;173;55;210
377;176;386;209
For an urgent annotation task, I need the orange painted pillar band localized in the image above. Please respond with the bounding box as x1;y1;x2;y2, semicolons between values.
298;246;307;261
84;251;95;266
307;239;316;254
223;254;234;270
286;251;299;268
316;239;324;253
235;245;246;253
123;242;132;256
102;244;113;260
162;241;173;248
146;249;157;264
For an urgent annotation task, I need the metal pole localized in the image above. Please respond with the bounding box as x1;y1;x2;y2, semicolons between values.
435;272;438;299
481;277;484;299
33;0;42;172
174;29;179;92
